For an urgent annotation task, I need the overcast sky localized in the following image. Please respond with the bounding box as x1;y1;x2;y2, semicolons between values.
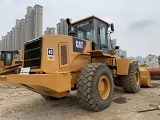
0;0;160;57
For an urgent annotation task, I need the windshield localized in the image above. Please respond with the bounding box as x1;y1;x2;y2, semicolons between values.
5;53;12;66
73;20;95;42
1;53;4;59
13;52;18;59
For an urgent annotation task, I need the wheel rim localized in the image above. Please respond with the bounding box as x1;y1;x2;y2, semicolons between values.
98;75;110;100
134;71;140;85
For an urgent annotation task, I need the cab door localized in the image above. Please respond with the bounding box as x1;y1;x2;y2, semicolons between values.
97;24;110;54
4;52;12;66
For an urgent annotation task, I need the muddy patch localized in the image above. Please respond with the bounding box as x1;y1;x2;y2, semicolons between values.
113;97;127;104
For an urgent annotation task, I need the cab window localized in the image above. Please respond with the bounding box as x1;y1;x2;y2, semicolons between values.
100;27;106;45
73;20;97;43
77;29;95;42
13;52;18;59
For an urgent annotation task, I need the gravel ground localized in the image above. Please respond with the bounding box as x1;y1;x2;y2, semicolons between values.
0;80;160;120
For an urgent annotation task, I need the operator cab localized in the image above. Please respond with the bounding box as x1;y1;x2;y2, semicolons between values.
68;16;114;53
0;50;19;66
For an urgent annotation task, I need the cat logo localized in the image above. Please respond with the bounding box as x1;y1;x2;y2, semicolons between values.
47;48;55;60
48;49;54;56
76;40;83;48
73;38;86;53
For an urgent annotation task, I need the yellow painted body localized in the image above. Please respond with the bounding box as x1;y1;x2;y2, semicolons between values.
0;34;151;98
0;15;152;98
0;50;22;75
139;66;152;87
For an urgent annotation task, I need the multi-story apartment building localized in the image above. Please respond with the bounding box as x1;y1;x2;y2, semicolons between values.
15;19;21;50
4;35;7;51
6;32;10;50
20;19;25;51
25;6;33;42
56;18;72;35
44;27;55;34
33;4;43;38
1;4;43;52
1;36;5;51
8;31;12;51
11;27;16;50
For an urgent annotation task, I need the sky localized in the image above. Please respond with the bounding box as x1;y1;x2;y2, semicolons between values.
0;0;160;57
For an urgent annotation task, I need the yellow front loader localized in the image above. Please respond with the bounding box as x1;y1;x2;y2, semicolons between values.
0;16;151;111
0;50;22;76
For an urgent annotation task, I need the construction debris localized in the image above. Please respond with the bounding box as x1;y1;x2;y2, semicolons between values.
138;106;160;113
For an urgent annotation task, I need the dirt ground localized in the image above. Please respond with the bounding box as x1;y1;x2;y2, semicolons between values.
0;80;160;120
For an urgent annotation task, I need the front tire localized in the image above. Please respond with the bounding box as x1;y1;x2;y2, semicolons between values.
77;63;114;112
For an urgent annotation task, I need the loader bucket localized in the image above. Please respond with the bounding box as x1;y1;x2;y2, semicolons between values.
139;66;152;87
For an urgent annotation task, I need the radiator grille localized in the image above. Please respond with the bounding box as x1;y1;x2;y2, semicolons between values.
24;37;42;68
61;45;67;65
59;43;69;67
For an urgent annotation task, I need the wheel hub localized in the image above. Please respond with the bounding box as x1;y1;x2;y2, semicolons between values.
134;71;140;85
98;75;110;100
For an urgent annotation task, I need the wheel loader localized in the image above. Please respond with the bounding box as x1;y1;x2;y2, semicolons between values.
0;50;22;76
0;16;152;112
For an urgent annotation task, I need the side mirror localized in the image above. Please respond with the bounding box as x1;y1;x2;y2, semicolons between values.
66;18;71;25
111;23;114;32
115;46;119;49
66;18;71;35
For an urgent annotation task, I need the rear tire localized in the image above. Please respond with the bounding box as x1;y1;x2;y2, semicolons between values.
121;62;141;93
77;63;114;112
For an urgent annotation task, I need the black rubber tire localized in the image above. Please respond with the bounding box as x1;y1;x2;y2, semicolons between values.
77;63;114;112
121;62;141;93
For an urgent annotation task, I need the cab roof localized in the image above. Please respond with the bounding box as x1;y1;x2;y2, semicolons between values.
71;15;111;27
